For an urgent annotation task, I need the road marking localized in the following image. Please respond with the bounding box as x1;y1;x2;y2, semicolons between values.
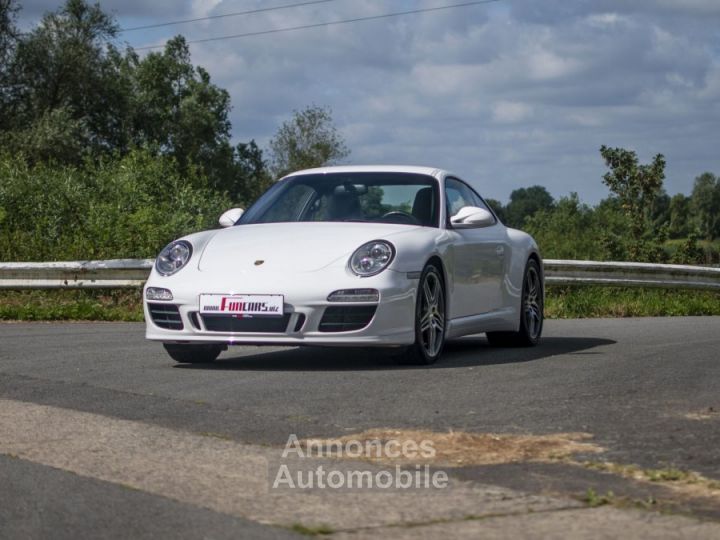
0;399;575;530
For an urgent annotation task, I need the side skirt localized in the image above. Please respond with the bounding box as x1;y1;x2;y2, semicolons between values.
446;308;517;339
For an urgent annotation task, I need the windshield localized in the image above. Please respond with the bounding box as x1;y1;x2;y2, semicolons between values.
238;172;439;227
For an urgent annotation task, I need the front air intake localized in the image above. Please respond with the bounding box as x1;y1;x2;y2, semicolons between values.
201;314;291;333
147;303;184;330
318;306;377;333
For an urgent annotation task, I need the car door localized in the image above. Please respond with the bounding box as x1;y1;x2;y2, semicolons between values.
445;177;506;319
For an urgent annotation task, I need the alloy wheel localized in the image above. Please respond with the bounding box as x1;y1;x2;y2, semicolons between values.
419;269;445;357
523;265;542;340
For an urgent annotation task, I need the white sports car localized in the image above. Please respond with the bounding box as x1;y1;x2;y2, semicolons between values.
144;166;544;365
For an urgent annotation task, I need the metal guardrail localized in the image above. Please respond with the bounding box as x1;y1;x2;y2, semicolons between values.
543;260;720;290
0;258;719;291
0;259;154;289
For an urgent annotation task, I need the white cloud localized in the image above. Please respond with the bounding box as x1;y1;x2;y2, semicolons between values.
526;48;580;81
492;101;533;124
586;13;625;28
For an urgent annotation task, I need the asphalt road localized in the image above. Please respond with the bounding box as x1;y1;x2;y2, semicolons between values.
1;317;719;538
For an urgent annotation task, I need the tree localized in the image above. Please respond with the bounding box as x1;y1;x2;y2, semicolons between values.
0;1;272;200
484;198;506;223
233;141;273;206
590;196;636;261
523;193;599;260
0;0;19;109
671;231;705;265
2;0;129;160
668;193;691;239
268;105;349;178
122;34;268;197
690;172;720;240
599;145;666;260
649;188;670;232
504;185;555;229
126;36;233;183
2;107;88;163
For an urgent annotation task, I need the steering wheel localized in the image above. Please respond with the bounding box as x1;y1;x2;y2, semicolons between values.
380;211;420;225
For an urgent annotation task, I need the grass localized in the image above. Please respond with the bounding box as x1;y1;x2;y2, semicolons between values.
0;286;719;322
545;286;720;318
0;289;144;321
646;467;691;483
581;461;720;492
289;524;334;536
583;488;615;507
580;489;663;513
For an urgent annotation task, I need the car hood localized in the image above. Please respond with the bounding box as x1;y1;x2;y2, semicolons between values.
197;222;421;273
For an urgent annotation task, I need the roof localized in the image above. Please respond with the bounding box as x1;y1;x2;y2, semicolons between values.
284;165;449;178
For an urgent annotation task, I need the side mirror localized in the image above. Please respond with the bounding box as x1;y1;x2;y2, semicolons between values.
218;208;244;228
450;206;495;228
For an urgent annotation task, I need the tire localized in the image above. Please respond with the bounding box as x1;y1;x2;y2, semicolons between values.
397;263;447;365
486;258;543;347
163;343;224;364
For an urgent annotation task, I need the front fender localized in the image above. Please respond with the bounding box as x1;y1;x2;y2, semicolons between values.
389;230;453;273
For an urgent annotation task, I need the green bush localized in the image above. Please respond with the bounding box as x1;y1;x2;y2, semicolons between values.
0;149;232;261
523;194;629;261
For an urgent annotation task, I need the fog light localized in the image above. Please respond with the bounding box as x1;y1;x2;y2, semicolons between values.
327;289;380;303
146;287;174;301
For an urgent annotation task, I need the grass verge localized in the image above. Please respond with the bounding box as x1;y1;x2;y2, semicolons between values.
0;289;144;321
545;286;720;318
0;286;719;322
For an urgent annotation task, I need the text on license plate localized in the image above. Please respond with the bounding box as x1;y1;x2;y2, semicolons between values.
199;294;284;316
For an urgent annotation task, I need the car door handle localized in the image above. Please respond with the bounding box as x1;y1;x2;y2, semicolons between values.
495;245;505;257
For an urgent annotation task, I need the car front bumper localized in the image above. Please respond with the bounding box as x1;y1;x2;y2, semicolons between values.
144;268;417;347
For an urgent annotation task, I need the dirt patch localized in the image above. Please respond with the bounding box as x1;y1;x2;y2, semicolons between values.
300;429;720;508
301;429;604;467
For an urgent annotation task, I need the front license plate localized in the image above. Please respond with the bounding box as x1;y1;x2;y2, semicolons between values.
199;294;284;317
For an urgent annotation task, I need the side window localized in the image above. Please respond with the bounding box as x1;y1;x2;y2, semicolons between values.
445;178;494;219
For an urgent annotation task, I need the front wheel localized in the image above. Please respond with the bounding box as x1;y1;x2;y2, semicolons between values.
486;258;543;347
397;263;446;365
163;343;225;364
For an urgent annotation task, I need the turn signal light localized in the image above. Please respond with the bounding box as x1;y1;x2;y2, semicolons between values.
327;289;380;303
146;287;174;301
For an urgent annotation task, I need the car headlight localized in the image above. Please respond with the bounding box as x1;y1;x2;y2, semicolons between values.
349;240;395;277
155;240;193;276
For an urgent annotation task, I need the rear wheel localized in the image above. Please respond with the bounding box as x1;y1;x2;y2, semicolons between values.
397;263;446;365
486;258;543;347
163;343;224;364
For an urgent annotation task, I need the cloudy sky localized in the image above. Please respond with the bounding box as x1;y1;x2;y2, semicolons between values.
18;0;720;203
